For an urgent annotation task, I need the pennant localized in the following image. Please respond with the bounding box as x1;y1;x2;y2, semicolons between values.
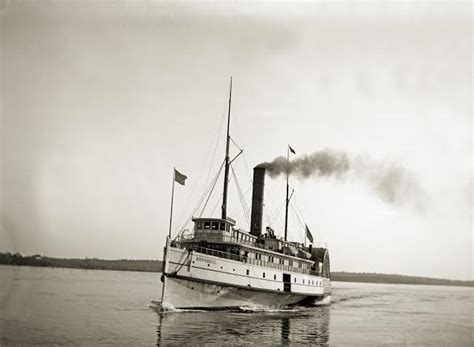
174;169;187;186
289;145;296;155
306;224;314;243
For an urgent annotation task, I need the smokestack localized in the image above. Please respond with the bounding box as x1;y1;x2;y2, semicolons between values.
250;166;265;237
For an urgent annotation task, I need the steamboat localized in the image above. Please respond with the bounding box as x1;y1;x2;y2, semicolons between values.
160;79;331;309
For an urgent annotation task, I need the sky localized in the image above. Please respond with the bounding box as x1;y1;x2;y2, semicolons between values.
0;1;471;280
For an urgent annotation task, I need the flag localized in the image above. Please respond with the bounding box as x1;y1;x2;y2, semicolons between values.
306;224;314;243
289;145;296;154
174;169;187;186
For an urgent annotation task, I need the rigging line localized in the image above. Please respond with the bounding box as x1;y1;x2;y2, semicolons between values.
229;136;243;152
293;192;306;218
199;160;226;217
231;166;249;219
209;189;225;216
241;153;254;186
198;161;225;219
227;174;248;219
269;209;285;236
289;202;305;230
262;187;279;227
174;178;213;236
187;101;227;208
229;167;243;218
209;167;231;217
231;165;250;226
175;178;219;238
290;197;306;229
291;192;308;228
175;159;225;236
263;207;272;228
204;103;227;188
187;114;221;201
227;183;251;224
235;158;253;216
262;174;287;228
235;153;254;225
289;202;306;241
187;160;222;217
291;193;315;243
288;204;304;244
269;199;286;226
263;188;285;231
269;199;285;219
227;181;252;228
227;201;242;220
241;182;252;218
174;106;227;233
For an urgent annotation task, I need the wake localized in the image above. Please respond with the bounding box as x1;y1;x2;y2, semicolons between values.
150;300;206;313
150;296;332;314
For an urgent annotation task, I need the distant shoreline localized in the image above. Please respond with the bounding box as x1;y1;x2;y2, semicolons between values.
1;252;472;287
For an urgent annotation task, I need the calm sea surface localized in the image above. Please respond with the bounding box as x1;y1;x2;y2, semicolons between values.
0;265;472;346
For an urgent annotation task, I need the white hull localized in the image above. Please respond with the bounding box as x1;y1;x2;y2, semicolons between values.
163;276;311;309
161;245;331;309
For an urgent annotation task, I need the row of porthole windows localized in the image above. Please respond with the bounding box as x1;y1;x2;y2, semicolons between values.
294;278;322;286
253;253;308;270
246;270;322;286
195;260;323;286
192;260;236;272
246;269;277;280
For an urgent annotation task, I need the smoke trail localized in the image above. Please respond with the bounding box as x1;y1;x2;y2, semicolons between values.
259;150;350;178
258;149;427;210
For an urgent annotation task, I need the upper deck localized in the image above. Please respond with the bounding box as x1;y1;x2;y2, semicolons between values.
173;217;331;278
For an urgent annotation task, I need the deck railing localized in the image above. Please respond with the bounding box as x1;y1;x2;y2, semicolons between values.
187;244;322;277
196;233;258;247
175;231;258;248
176;231;327;251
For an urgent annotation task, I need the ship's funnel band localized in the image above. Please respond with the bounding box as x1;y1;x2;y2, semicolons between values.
250;166;265;237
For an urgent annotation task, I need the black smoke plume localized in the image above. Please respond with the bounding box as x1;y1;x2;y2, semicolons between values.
258;149;427;210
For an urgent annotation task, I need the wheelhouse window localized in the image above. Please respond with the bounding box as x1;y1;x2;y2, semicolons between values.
219;223;226;231
212;222;218;230
196;222;203;230
204;222;211;230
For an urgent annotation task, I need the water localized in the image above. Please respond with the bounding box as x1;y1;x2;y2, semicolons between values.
1;265;472;345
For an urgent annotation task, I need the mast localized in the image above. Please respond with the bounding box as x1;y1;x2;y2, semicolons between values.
284;146;289;241
221;77;232;219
